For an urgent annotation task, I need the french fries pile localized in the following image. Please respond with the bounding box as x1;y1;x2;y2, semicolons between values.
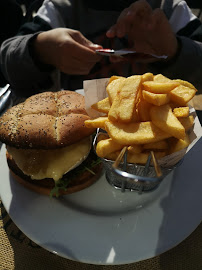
85;73;196;165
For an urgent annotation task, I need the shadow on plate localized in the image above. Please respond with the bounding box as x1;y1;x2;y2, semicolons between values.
155;137;202;269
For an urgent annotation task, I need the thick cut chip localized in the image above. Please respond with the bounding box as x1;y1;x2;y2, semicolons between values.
107;95;121;122
128;144;143;154
108;75;142;122
96;138;123;158
84;73;196;162
137;99;152;121
91;97;111;113
142;72;153;82
106;77;126;104
97;133;109;142
143;81;179;94
143;140;169;150
105;120;171;145
142;90;170;106
104;151;120;161
168;133;190;154
170;85;196;105
173;79;196;90
131;108;141;122
108;75;124;84
105;151;166;164
173;107;189;118
127;152;150;164
178;115;194;131
150;104;185;139
84;117;108;129
127;151;166;164
154;74;171;83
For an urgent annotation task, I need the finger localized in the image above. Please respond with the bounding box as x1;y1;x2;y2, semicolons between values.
151;8;174;33
66;38;102;62
75;34;103;52
149;9;165;29
107;1;152;39
88;44;103;51
107;6;135;38
68;29;93;46
126;3;153;46
116;1;153;39
129;0;153;27
115;8;130;38
150;9;178;58
68;29;102;59
106;25;117;38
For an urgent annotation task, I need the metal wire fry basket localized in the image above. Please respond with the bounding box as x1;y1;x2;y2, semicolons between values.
93;130;172;193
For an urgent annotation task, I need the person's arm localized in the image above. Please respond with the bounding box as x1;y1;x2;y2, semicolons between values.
1;27;102;97
1;29;58;98
149;0;202;91
0;0;60;97
0;0;102;97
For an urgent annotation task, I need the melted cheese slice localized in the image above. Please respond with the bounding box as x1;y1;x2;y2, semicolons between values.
7;137;91;181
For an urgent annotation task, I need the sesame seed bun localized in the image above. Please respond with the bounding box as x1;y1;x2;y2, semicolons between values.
0;90;95;149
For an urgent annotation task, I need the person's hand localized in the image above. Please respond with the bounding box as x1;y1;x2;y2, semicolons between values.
33;28;103;74
106;0;179;63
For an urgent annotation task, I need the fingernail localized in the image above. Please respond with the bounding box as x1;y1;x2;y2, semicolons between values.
107;29;112;34
106;29;114;37
90;44;102;48
126;10;134;18
127;10;133;16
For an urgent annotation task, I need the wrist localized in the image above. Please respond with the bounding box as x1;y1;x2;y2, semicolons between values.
151;37;182;69
164;37;182;64
29;33;55;72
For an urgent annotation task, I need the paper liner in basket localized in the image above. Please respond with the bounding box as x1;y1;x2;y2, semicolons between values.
84;78;202;168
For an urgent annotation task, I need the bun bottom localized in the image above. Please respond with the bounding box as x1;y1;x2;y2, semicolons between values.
6;152;103;196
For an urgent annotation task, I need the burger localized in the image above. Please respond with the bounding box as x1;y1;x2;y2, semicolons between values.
0;90;102;197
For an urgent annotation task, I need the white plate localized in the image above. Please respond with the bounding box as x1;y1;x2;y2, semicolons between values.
0;140;202;265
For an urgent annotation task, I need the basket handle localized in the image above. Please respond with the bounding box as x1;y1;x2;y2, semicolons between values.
112;147;163;182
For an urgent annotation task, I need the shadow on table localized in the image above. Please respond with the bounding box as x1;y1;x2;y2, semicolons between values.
155;138;202;270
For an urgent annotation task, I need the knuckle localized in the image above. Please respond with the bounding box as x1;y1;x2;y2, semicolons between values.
71;29;81;39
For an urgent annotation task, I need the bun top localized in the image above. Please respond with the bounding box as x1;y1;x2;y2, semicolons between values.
0;90;95;149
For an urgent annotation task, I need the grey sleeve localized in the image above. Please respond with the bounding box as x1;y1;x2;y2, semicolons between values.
149;36;202;92
0;33;61;97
